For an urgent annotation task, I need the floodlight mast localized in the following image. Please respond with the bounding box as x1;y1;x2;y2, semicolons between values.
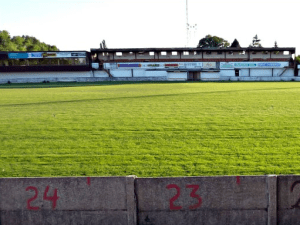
186;0;197;47
186;0;189;47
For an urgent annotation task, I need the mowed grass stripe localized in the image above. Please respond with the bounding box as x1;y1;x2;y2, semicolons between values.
1;82;300;177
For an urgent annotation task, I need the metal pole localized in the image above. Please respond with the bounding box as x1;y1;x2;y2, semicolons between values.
186;0;189;47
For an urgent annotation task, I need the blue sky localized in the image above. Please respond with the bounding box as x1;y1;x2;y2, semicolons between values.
1;0;299;55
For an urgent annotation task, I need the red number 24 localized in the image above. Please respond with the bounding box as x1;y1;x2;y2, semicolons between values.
26;186;59;210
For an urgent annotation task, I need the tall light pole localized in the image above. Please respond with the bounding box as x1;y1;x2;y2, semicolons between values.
186;0;189;47
186;0;197;47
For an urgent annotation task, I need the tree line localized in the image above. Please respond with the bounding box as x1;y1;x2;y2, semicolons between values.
0;30;58;51
1;30;299;63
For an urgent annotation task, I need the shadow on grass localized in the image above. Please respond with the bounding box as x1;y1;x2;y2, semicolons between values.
0;81;189;89
0;85;300;108
0;80;298;89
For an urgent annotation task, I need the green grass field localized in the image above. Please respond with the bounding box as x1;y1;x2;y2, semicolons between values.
1;81;300;177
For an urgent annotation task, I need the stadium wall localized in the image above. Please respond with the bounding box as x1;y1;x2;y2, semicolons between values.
0;68;299;83
1;175;300;224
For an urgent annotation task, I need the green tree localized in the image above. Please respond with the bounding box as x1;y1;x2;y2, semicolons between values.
12;36;25;51
0;30;59;51
197;35;229;48
0;30;12;51
249;34;262;47
230;39;241;48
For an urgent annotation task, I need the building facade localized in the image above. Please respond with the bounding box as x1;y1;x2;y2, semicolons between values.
91;47;297;81
0;47;299;83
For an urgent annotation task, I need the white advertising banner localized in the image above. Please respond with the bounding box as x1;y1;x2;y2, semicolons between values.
114;62;203;70
27;52;86;59
220;62;289;69
181;62;202;69
203;62;216;69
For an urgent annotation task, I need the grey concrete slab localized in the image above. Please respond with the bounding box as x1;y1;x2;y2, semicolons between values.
267;175;277;225
138;210;267;225
135;176;269;225
277;176;300;225
1;210;128;225
0;176;136;225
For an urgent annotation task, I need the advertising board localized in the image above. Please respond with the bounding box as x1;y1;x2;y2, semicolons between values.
8;53;29;59
220;62;289;69
8;52;86;59
203;62;216;69
118;63;141;68
116;62;203;70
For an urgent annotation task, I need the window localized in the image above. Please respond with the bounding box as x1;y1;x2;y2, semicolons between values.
206;51;211;55
161;51;167;55
252;52;257;54
116;52;122;56
217;51;223;55
284;51;290;55
183;51;189;55
149;52;154;56
172;51;177;55
239;51;245;55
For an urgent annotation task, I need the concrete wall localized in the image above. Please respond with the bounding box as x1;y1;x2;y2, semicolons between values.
0;69;298;84
1;175;300;224
220;76;300;82
135;176;271;225
203;52;223;59
94;70;109;77
271;51;291;59
277;176;300;224
167;72;187;81
226;52;248;60
181;51;200;59
273;68;294;77
250;69;273;77
133;70;167;77
201;72;220;81
0;71;93;79
0;71;95;83
0;176;136;225
240;69;250;77
219;70;235;77
110;69;132;77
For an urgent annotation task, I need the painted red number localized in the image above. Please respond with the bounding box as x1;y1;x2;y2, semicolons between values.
166;184;182;210
43;186;59;209
186;184;202;209
26;186;40;210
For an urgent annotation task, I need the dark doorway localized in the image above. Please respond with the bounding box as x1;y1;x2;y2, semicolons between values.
188;72;200;81
235;69;239;77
